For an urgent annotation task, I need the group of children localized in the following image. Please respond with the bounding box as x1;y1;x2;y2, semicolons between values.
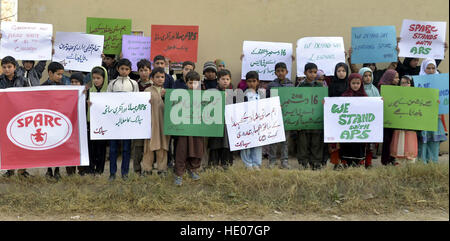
0;40;448;185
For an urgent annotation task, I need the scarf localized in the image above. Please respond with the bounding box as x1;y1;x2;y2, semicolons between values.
341;73;367;97
359;67;380;97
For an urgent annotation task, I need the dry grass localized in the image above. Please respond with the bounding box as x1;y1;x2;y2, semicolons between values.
0;162;448;218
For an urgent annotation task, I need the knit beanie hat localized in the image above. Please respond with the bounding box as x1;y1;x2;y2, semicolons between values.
203;61;217;74
215;59;225;67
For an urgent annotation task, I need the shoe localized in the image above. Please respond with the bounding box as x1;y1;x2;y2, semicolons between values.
53;170;61;180
109;174;116;181
121;175;128;181
253;166;261;171
45;169;53;178
268;161;277;169
19;171;32;178
174;176;183;186
157;171;167;178
281;160;291;169
245;166;254;171
3;170;14;178
188;171;200;181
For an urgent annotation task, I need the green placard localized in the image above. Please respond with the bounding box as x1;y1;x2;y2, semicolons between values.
163;89;225;137
381;85;439;131
86;17;132;55
274;87;328;130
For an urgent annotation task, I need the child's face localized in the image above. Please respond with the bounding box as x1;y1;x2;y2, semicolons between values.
2;63;16;77
182;65;194;79
218;74;231;89
336;66;347;79
152;72;165;87
138;66;151;81
425;63;436;74
350;78;362;92
368;64;376;72
304;68;317;82
154;60;166;69
71;79;81;85
217;64;225;72
246;78;259;90
23;61;34;71
316;76;325;85
409;58;419;68
204;70;216;80
118;65;131;77
400;78;411;87
104;57;115;67
275;68;288;80
387;62;397;70
392;72;400;85
363;71;372;84
49;69;64;83
187;79;200;90
92;73;104;88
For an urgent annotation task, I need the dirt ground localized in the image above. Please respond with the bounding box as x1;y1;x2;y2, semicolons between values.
1;209;448;221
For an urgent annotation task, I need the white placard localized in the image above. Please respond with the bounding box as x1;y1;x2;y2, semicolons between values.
242;41;293;81
324;97;383;143
0;21;53;60
52;32;104;72
225;97;286;151
90;92;151;140
296;37;345;77
399;19;447;59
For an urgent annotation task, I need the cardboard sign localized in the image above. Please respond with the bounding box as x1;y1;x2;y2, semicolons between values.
89;92;151;140
52;32;104;72
296;37;346;77
151;25;199;62
0;21;53;60
241;41;293;81
275;87;328;130
122;35;151;71
398;19;447;59
86;17;132;55
225;97;286;151
381;85;439;131
413;73;449;114
324;97;384;143
351;25;398;64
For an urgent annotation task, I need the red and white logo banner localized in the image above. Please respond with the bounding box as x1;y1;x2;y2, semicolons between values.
0;86;88;170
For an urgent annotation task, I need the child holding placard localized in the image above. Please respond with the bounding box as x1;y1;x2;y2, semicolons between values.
328;63;349;169
359;67;380;168
240;71;263;170
390;75;418;163
296;63;324;170
208;69;234;169
107;58;139;180
141;67;170;177
417;59;447;163
86;66;109;175
267;62;294;169
378;69;400;166
339;73;368;167
174;71;204;185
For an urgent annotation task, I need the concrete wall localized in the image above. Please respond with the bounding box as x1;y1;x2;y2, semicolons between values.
13;0;450;151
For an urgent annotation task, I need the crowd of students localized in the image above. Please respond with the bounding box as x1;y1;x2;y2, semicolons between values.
0;33;448;186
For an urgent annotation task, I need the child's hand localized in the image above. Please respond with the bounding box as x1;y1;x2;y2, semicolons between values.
240;54;244;61
397;37;401;43
437;99;440;104
119;52;123;59
381;97;384;101
444;42;448;52
161;88;166;97
0;33;2;39
87;100;92;107
291;55;296;61
101;53;105;60
348;47;353;56
322;99;325;105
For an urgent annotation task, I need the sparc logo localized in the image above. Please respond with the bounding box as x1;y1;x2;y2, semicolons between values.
6;109;73;151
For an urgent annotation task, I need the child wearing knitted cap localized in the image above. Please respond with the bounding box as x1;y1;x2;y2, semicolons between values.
202;61;218;90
